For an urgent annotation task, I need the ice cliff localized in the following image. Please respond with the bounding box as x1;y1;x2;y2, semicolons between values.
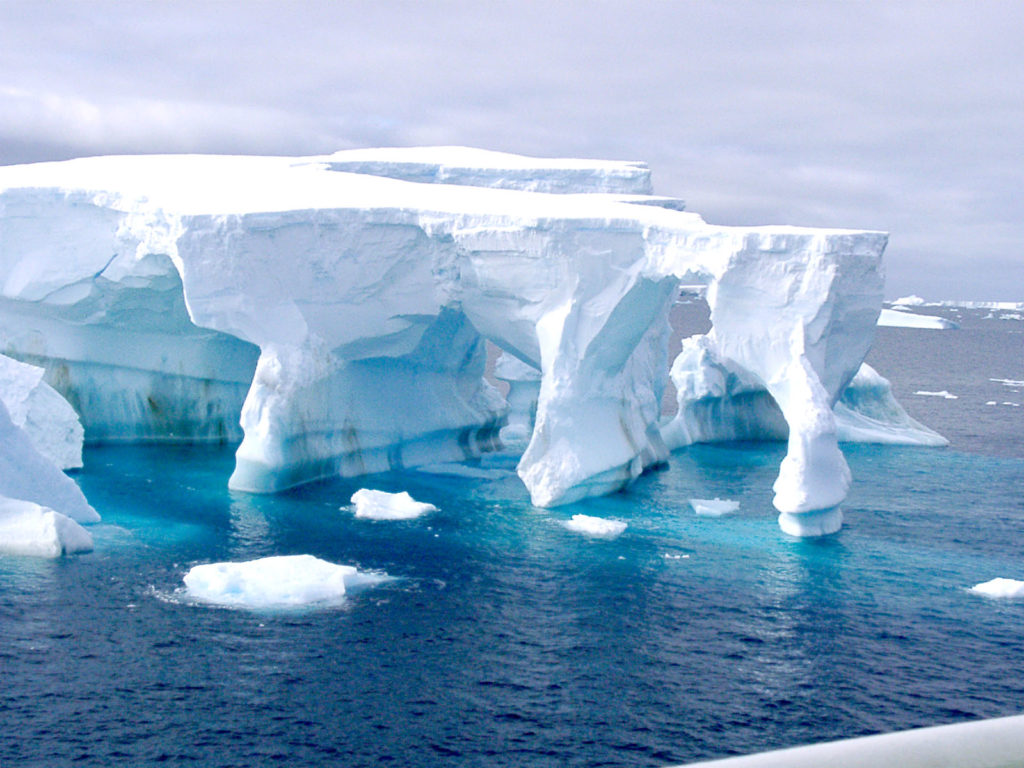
0;147;898;536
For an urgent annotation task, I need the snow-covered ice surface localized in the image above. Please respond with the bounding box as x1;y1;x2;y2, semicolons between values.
878;308;959;330
0;496;93;557
970;578;1024;599
689;498;740;517
561;514;627;539
0;147;898;535
182;554;388;609
350;489;438;520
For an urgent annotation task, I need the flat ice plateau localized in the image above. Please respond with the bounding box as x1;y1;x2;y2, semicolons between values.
0;145;945;536
183;554;388;609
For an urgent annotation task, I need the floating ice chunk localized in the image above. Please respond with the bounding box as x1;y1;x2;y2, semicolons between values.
970;578;1024;599
987;401;998;406
183;554;387;608
878;308;959;330
914;390;958;399
562;514;627;539
991;378;1024;388
0;496;93;557
350;489;438;520
689;498;740;517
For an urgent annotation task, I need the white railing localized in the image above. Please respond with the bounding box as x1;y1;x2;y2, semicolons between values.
675;714;1024;768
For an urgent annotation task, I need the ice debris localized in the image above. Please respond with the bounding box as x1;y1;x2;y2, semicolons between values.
562;514;627;539
914;391;958;399
183;554;388;609
970;578;1024;599
689;498;740;517
350;489;438;520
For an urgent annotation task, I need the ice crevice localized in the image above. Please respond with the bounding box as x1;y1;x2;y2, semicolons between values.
0;147;922;537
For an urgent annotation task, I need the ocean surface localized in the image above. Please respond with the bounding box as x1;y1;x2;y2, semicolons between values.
2;305;1023;767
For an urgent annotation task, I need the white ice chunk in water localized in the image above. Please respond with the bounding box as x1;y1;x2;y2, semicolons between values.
0;496;93;558
970;578;1024;599
350;489;438;520
183;554;387;608
914;390;958;399
562;514;627;539
689;498;740;517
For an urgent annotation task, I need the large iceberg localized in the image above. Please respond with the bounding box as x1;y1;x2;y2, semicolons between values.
0;147;900;535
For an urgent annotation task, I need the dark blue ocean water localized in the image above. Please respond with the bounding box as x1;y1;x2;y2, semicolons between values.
2;308;1023;767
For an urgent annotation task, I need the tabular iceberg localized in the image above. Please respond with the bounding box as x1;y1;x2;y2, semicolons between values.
0;147;904;535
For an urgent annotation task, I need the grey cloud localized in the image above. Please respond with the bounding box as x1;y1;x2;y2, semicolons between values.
1;0;1021;300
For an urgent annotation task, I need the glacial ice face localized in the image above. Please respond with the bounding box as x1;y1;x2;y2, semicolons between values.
0;397;98;523
0;353;83;469
0;148;894;535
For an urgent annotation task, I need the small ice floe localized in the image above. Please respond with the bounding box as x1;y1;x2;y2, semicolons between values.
914;390;958;399
183;554;388;609
0;496;93;558
991;378;1024;388
562;514;627;539
970;578;1024;599
663;553;690;560
689;498;740;517
987;401;998;406
349;489;437;520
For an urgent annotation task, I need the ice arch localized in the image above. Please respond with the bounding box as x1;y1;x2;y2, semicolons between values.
0;148;889;535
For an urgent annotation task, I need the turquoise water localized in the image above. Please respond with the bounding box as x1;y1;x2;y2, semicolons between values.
2;308;1023;767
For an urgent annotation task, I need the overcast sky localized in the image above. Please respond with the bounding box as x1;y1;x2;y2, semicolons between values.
2;1;1021;300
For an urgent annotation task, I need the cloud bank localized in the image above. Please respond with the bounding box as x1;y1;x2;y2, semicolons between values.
2;1;1021;300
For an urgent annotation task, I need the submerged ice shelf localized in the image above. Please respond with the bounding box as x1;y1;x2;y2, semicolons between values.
0;146;923;536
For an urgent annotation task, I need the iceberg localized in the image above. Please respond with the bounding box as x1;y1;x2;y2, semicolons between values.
349;489;437;520
970;578;1024;599
0;496;93;557
878;308;959;330
183;554;387;609
0;147;899;535
689;498;740;517
562;514;627;539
